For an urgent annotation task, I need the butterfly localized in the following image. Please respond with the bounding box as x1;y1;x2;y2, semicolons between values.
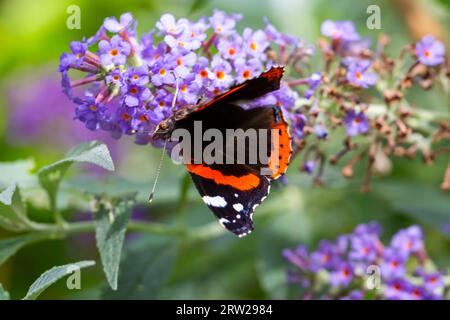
153;67;292;237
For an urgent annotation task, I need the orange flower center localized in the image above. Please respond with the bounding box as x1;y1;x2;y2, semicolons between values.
200;70;208;78
158;101;165;108
159;68;166;76
177;58;182;66
242;70;251;79
216;71;225;80
424;50;431;57
228;48;236;56
113;75;120;81
356;71;362;80
133;75;139;80
130;87;138;95
181;84;188;92
250;42;257;51
122;113;131;121
89;105;97;111
139;115;149;122
110;49;119;56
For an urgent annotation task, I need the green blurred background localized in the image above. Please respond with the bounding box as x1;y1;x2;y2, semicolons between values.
0;0;449;299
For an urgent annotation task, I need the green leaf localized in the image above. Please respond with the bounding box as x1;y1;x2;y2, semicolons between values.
0;184;35;231
94;195;135;290
23;261;96;300
0;159;37;189
37;141;114;211
0;234;46;266
0;283;10;300
189;0;209;14
102;238;178;299
373;181;450;233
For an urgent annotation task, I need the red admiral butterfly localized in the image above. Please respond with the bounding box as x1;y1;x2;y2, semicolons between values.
153;67;292;237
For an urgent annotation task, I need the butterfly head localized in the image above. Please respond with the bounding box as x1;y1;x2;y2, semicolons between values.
152;106;193;141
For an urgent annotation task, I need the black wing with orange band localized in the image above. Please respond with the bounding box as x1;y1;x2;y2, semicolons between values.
194;66;285;112
180;66;292;237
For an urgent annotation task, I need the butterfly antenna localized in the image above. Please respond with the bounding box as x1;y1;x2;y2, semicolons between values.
171;72;180;112
148;139;168;203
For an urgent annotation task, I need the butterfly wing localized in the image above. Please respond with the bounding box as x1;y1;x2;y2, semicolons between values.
194;66;284;112
181;105;292;237
187;163;270;237
174;66;291;237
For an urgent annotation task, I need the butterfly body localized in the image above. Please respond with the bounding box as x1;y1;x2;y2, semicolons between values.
153;67;292;237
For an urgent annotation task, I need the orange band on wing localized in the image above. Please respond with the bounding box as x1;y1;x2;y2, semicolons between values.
186;164;260;191
268;109;292;180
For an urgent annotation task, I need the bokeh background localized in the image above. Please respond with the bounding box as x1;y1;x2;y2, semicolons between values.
0;0;449;299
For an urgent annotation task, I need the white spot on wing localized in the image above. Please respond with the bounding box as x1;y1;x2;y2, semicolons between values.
219;218;230;226
202;196;227;208
234;193;238;198
233;203;244;212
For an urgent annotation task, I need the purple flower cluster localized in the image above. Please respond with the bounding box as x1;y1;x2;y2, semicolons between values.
283;223;447;300
59;11;304;145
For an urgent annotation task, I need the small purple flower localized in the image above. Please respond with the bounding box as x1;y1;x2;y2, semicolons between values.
346;60;377;88
59;41;88;72
320;20;360;42
105;67;125;87
313;124;328;139
390;225;424;257
408;285;428;300
302;160;316;174
125;66;150;86
209;10;242;35
349;234;378;263
422;272;444;292
384;278;412;300
98;35;131;66
343;110;370;136
380;248;407;279
329;262;354;287
103;12;136;34
234;58;262;83
173;52;198;78
74;97;107;131
151;63;176;86
242;28;269;59
290;112;307;140
210;55;233;89
309;240;340;271
193;57;213;88
123;84;151;108
156;13;185;36
217;36;244;60
178;78;201;105
308;72;322;89
415;35;445;66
